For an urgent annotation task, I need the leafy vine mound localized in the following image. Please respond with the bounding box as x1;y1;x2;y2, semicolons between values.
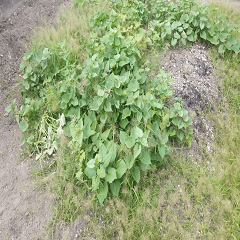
7;0;240;204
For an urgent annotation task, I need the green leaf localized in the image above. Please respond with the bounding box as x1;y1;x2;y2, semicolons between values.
120;131;128;145
181;31;187;39
158;144;166;160
19;137;25;146
100;113;108;124
98;181;108;205
67;107;80;119
83;125;95;139
91;96;103;111
151;121;160;136
141;163;151;171
103;153;112;169
180;14;189;22
85;167;96;179
180;38;186;45
200;22;205;30
23;50;33;60
183;112;189;122
139;137;148;147
87;158;95;168
75;130;83;145
60;101;67;109
109;142;117;163
229;36;238;46
71;97;79;106
232;43;240;54
104;100;112;112
99;144;107;160
174;32;181;39
19;121;28;132
187;34;194;42
177;131;184;141
105;61;110;72
122;108;131;119
101;129;111;141
171;21;181;30
136;112;142;122
131;126;143;139
119;61;128;67
98;89;105;96
165;26;172;35
208;27;215;37
225;40;233;50
110;180;121;196
219;33;228;42
131;166;140;183
200;31;207;40
141;149;151;165
97;165;106;178
42;48;50;60
92;176;100;191
27;135;34;143
187;27;193;35
5;103;13;113
62;93;71;103
171;38;177;46
133;143;141;159
128;79;139;92
106;167;117;183
161;31;167;39
125;136;135;148
178;27;183;32
210;36;219;45
125;155;135;170
115;37;121;46
120;119;129;129
116;160;127;178
84;115;92;126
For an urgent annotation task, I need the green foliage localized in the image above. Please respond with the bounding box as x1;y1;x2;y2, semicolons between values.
13;0;240;205
64;13;192;202
7;0;212;205
6;0;193;204
148;0;240;53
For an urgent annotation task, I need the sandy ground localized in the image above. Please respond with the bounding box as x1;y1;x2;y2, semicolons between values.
0;0;239;239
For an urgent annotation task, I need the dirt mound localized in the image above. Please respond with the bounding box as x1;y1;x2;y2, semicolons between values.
162;42;217;157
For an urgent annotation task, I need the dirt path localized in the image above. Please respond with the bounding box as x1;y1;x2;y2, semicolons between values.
0;1;72;239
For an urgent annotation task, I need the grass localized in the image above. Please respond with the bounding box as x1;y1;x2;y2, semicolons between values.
20;0;240;239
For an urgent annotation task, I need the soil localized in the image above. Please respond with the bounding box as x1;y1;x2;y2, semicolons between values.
0;0;238;239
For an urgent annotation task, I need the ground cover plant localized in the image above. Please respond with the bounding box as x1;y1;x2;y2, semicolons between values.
6;0;240;238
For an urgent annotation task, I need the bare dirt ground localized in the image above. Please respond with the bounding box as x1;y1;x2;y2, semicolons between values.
0;0;239;239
